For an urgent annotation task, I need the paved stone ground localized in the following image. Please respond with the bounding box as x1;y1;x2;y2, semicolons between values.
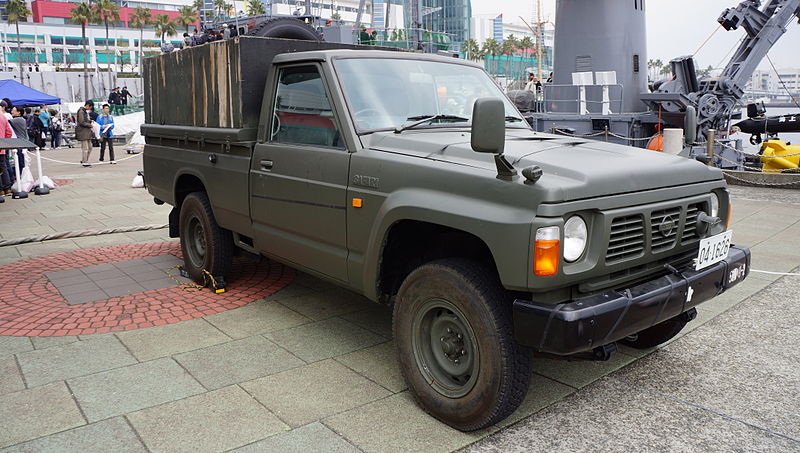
1;147;799;452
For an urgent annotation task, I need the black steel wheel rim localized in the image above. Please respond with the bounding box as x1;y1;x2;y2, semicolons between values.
186;216;206;268
411;298;480;398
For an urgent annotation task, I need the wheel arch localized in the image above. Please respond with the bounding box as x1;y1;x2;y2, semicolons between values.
376;220;501;304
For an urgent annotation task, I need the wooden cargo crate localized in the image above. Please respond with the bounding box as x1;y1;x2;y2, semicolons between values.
143;36;379;131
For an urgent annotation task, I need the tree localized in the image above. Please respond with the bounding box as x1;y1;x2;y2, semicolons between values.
462;38;481;61
247;1;265;17
503;34;518;56
129;6;151;75
213;0;227;19
519;36;534;61
94;0;120;89
648;58;664;81
6;0;31;85
481;38;501;74
177;5;199;33
192;0;205;25
696;65;715;80
70;2;97;99
154;14;177;44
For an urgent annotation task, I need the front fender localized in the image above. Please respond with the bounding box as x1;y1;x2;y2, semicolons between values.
361;188;536;300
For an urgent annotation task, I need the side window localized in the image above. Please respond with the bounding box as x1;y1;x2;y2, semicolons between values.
271;65;344;148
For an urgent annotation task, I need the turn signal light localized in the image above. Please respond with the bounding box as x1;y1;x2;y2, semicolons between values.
534;226;560;277
726;203;733;230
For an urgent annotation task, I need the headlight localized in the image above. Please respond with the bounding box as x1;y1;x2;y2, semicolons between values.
563;216;588;262
710;192;720;217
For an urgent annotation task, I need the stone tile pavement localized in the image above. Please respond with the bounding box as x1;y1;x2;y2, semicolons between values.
1;151;799;452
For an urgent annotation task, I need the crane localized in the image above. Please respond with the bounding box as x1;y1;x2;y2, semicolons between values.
641;0;800;140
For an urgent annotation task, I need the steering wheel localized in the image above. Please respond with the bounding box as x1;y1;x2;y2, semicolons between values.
354;108;386;128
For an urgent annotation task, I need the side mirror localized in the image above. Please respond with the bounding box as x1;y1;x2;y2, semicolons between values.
471;97;517;180
684;105;697;145
471;98;505;154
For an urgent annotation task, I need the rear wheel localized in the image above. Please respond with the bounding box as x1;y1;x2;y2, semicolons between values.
620;308;696;349
179;192;233;284
393;259;532;431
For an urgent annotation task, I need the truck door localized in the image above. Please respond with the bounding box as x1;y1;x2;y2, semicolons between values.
249;63;350;282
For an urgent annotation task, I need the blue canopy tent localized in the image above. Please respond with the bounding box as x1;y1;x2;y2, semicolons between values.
0;79;60;106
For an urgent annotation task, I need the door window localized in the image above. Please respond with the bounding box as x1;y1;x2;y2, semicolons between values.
271;65;343;148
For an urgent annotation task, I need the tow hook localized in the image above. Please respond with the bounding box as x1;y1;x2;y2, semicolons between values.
678;307;698;323
535;343;617;362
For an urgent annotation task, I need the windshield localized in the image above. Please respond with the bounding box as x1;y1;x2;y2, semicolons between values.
334;58;525;132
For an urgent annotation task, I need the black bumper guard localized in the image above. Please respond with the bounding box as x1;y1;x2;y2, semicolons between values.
513;245;751;355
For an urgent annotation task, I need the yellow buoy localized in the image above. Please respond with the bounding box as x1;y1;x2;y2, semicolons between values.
760;140;800;173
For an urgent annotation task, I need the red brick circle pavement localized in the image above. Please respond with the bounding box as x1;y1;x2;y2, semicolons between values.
52;178;74;187
0;242;295;337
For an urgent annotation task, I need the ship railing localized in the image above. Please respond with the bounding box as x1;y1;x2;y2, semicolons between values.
541;83;625;115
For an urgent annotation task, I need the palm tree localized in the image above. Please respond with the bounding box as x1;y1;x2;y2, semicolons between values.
503;34;518;56
192;0;205;25
177;5;198;34
70;2;96;99
481;38;501;75
462;38;481;61
5;0;31;85
153;14;177;45
519;36;534;63
213;0;227;19
129;6;151;75
247;1;265;17
93;0;120;89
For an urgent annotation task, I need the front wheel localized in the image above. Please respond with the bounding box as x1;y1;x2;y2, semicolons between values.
179;192;233;284
393;259;532;431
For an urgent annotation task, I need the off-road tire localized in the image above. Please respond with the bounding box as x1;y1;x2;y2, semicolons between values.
393;258;532;432
620;314;690;349
179;192;233;284
248;17;321;41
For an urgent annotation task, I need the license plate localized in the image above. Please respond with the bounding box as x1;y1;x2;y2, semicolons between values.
695;230;733;271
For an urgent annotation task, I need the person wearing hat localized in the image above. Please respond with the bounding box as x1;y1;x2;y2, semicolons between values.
222;24;230;39
76;100;95;167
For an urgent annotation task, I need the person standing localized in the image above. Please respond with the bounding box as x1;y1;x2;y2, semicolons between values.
49;111;62;149
229;24;238;38
9;107;27;173
120;86;132;114
38;106;50;148
30;108;45;150
96;104;115;164
24;107;35;144
76;100;95;167
0;100;14;199
108;88;119;116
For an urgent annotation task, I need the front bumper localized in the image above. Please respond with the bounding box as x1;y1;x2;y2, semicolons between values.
513;245;750;355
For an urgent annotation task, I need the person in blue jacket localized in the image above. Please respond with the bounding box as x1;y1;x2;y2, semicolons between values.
96;104;116;163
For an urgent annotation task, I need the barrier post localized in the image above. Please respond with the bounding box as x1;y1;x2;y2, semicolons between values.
11;149;27;199
34;149;49;195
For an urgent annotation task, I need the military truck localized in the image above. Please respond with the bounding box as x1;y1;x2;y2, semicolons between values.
142;37;750;431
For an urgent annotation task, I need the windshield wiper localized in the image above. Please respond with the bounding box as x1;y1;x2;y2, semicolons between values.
395;114;470;133
505;116;525;123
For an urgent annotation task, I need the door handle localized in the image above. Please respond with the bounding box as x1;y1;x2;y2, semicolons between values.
260;159;274;171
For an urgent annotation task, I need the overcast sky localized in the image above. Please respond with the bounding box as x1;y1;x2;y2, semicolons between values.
471;0;800;70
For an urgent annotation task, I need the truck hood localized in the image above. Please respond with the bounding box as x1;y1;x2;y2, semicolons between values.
366;129;723;202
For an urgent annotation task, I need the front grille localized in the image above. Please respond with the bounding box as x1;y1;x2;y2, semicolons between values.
606;215;645;263
682;203;703;243
650;207;681;253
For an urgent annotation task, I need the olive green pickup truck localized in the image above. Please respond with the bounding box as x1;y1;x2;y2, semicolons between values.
142;37;750;431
